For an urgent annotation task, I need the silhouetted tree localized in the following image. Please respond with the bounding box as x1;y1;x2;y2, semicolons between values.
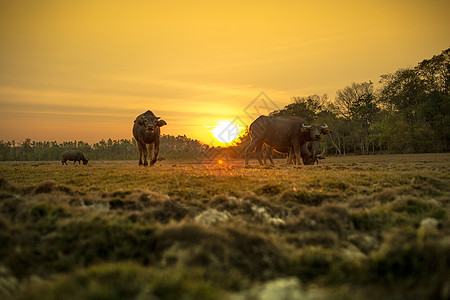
270;94;328;123
379;47;449;152
335;81;379;154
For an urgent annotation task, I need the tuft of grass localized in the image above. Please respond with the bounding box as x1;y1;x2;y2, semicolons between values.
108;198;124;209
153;222;287;284
390;197;447;223
138;195;193;224
2;215;156;279
351;209;401;232
280;189;341;207
0;265;18;299
24;203;71;234
0;177;19;194
285;231;339;249
325;180;350;191
0;216;13;260
363;230;450;294
286;205;353;238
210;193;285;221
15;263;222;300
255;183;283;196
288;247;358;284
31;180;57;194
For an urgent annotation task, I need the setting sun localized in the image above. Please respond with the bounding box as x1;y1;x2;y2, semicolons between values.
211;121;242;145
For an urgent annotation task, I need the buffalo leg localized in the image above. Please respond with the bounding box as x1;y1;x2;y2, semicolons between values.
292;143;302;166
143;144;150;166
286;148;296;166
269;151;274;165
285;151;291;166
255;144;264;165
266;148;274;165
285;153;291;166
150;143;158;166
262;146;273;165
262;147;267;165
137;143;145;165
285;149;290;166
245;139;264;166
138;142;149;166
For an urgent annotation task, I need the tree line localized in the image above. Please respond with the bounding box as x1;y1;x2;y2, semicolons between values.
1;48;448;161
0;135;207;162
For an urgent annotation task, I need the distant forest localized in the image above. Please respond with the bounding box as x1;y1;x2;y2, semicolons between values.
0;135;207;162
1;48;448;161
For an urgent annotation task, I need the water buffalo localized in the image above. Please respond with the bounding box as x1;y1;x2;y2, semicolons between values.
245;116;331;166
61;150;88;165
132;110;167;166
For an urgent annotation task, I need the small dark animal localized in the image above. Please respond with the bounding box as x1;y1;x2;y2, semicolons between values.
245;115;331;166
61;150;88;165
132;110;167;166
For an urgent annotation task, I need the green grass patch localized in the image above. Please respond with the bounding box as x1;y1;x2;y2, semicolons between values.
15;263;222;300
390;198;447;222
351;209;401;231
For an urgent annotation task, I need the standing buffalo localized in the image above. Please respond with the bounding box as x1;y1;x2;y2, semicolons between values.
132;110;167;166
61;150;88;165
245;116;331;166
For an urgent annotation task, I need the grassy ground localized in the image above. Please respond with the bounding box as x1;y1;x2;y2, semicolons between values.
0;153;449;299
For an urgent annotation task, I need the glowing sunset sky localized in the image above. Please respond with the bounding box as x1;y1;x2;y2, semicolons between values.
0;0;449;145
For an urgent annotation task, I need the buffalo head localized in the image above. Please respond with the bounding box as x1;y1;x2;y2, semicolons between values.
134;110;167;132
301;124;331;165
301;124;331;141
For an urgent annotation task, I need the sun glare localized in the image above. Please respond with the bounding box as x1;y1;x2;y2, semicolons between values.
211;121;241;145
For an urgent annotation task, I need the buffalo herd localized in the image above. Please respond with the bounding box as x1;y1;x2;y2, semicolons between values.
61;109;331;167
129;110;330;166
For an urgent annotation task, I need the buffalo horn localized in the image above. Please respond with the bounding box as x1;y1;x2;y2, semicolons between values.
321;124;328;129
302;124;312;129
316;148;326;157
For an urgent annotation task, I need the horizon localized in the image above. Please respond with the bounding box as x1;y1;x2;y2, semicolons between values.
1;0;449;145
0;132;213;146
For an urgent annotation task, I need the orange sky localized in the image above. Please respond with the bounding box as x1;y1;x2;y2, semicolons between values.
0;0;449;145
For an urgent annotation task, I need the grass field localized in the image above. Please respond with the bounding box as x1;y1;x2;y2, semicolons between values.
1;153;449;299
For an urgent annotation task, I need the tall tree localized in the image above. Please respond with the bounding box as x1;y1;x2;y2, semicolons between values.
270;94;328;123
379;47;449;152
335;81;379;154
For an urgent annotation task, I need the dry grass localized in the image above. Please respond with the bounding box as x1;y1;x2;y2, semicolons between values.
0;153;449;299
